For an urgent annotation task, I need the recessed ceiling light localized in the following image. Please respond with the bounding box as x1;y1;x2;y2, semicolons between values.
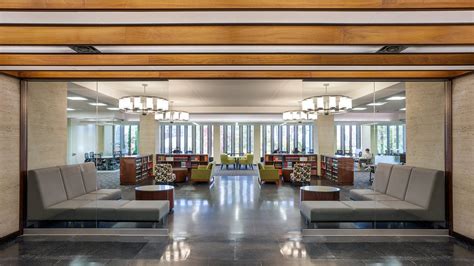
367;102;387;106
89;102;107;106
67;108;75;111
352;107;367;111
67;96;87;101
400;108;406;111
387;96;406;101
107;107;120;111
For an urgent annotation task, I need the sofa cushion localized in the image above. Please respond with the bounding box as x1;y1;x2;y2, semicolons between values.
60;165;87;200
75;200;130;220
47;200;92;220
80;162;98;193
119;200;169;221
89;189;122;200
300;201;353;222
28;167;68;208
377;200;426;221
373;163;393;193
360;194;400;201
405;167;444;209
73;193;113;200
349;189;380;201
385;165;413;200
343;201;398;221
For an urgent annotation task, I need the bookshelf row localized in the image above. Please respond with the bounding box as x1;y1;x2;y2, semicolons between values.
320;155;354;185
264;154;318;176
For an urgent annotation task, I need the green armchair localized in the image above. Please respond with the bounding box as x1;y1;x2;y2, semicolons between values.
220;154;236;169
238;153;254;169
258;163;281;185
191;163;214;183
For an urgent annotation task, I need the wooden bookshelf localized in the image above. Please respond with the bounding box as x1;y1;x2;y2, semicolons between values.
156;154;209;175
320;155;354;185
264;154;318;176
120;154;153;185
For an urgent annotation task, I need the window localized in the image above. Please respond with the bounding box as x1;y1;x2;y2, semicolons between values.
221;124;254;155
160;123;213;155
262;124;314;154
375;124;406;155
336;124;361;155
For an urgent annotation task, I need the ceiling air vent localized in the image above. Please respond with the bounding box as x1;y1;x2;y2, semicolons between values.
376;45;407;54
69;45;101;54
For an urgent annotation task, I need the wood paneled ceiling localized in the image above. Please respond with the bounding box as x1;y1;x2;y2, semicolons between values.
0;3;472;79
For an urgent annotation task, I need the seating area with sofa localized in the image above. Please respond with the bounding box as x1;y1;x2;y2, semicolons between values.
27;162;169;226
300;163;445;224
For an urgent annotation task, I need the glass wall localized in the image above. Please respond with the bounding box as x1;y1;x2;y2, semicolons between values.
261;123;313;154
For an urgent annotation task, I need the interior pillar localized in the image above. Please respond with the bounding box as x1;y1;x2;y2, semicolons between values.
253;124;262;164
139;114;156;163
213;124;221;164
316;115;335;176
27;81;67;170
405;82;445;170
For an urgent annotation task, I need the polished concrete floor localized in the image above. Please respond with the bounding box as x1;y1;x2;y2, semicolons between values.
1;175;473;265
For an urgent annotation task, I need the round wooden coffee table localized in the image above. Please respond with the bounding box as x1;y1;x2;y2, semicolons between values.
282;168;293;182
173;168;188;183
135;185;174;210
300;186;340;201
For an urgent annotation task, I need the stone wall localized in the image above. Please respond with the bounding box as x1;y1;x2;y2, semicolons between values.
452;74;474;239
0;74;20;238
27;82;68;170
405;82;445;171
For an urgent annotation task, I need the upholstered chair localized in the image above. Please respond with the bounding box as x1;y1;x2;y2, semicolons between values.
290;163;311;185
154;164;176;183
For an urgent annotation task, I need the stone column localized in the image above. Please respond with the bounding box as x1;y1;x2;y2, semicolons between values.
452;74;474;239
405;82;445;170
0;74;20;238
253;124;262;164
27;81;68;170
139;114;157;162
213;125;221;164
316;115;336;175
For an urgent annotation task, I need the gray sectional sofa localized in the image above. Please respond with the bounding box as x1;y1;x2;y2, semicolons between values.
300;163;445;223
27;162;169;223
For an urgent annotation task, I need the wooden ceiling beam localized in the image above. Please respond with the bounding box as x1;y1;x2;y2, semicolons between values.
12;70;470;79
1;54;472;66
0;25;472;45
1;0;473;10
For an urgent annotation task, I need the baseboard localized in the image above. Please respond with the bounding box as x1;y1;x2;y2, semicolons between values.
0;231;21;244
303;229;449;237
23;228;169;237
452;231;474;245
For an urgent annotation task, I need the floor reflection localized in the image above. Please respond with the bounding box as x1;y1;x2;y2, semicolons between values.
169;175;304;238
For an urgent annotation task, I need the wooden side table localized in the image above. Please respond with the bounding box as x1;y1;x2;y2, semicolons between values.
300;186;340;201
135;185;174;210
282;168;293;182
173;168;188;183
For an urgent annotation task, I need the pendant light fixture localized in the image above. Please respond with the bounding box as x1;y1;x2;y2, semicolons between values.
118;84;169;115
282;110;317;122
301;83;352;115
155;101;189;123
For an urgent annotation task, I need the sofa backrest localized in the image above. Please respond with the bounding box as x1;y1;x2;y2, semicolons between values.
80;162;98;193
405;167;444;209
59;165;87;199
28;167;68;210
373;163;393;193
385;165;413;200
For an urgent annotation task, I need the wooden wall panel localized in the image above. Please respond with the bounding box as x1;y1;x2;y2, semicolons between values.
1;54;472;66
9;70;470;79
1;0;473;10
0;25;472;45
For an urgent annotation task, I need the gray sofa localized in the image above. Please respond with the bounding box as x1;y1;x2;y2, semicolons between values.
27;162;169;223
300;163;445;223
